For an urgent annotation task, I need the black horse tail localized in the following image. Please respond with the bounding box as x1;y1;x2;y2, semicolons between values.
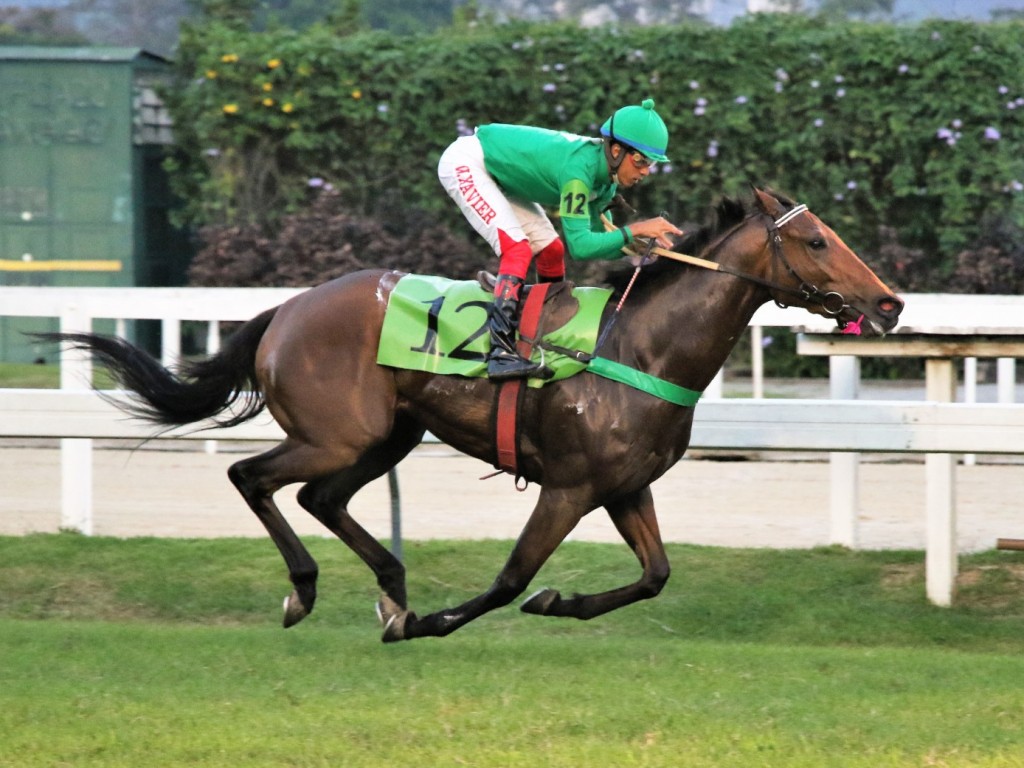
36;306;280;429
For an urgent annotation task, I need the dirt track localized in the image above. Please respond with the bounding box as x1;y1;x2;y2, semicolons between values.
2;441;1022;553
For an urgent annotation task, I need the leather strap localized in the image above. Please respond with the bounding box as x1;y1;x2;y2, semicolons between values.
495;282;552;478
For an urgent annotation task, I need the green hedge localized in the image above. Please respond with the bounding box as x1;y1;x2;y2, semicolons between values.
165;14;1024;282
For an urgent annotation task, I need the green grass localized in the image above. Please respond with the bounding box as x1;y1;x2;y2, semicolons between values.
0;360;117;389
2;535;1024;766
0;361;60;388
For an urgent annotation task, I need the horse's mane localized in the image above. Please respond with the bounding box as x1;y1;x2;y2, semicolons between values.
603;188;796;296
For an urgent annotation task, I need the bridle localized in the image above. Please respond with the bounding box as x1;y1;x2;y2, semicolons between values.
613;204;854;320
761;205;847;316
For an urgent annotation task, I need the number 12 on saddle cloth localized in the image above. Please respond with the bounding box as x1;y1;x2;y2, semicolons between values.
376;274;612;385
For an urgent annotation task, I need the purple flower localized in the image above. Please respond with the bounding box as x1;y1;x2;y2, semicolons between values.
735;95;748;105
696;97;708;107
707;140;719;158
542;83;557;93
774;68;789;82
898;63;909;74
999;85;1010;95
836;88;846;98
846;180;858;190
810;79;820;89
984;126;1001;141
689;80;700;90
377;103;389;114
694;106;706;116
1009;180;1023;192
951;119;962;129
307;177;325;188
774;82;784;93
203;148;221;158
814;118;825;128
936;127;952;140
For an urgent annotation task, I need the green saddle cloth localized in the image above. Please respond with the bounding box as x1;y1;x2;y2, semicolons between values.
377;274;611;387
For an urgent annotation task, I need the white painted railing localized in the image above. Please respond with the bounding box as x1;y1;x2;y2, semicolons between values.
5;286;1024;398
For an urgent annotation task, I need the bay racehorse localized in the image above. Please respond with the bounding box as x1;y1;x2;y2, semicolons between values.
43;188;903;641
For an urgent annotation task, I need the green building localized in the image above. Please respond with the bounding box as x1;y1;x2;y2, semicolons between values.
0;47;192;361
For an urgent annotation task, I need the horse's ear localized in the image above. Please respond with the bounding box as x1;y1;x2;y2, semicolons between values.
752;187;786;219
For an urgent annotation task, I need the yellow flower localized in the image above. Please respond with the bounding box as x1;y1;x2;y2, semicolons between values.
222;103;239;115
281;102;294;113
297;64;311;76
205;69;217;79
220;53;239;63
262;82;273;92
351;89;362;99
263;97;275;107
267;58;281;69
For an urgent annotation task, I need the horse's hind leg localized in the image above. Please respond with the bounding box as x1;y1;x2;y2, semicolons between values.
520;486;671;620
295;417;426;614
228;439;372;627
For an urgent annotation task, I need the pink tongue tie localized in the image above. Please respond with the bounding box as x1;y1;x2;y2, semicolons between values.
841;314;865;336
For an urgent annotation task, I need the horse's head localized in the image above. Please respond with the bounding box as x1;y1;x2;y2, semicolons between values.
749;187;903;336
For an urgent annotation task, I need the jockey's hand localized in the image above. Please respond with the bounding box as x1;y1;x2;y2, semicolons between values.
629;217;683;250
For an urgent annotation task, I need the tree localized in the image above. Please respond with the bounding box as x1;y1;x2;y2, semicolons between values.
816;0;893;21
67;0;192;55
0;6;90;46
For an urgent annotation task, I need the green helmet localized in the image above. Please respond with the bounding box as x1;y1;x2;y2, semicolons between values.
600;98;670;163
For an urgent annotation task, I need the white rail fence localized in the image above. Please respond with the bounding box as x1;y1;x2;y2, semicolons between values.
3;287;1024;608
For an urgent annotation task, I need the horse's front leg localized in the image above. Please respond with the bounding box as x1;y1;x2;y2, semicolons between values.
520;486;671;620
378;489;587;642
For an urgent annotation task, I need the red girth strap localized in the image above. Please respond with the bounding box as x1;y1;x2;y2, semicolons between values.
495;282;551;480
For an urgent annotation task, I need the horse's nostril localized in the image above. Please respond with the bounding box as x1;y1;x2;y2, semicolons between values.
878;297;903;315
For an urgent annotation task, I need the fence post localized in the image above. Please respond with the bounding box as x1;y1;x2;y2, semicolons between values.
963;357;977;466
751;325;764;399
925;359;958;606
204;320;221;455
388;468;403;562
828;355;860;548
59;304;94;535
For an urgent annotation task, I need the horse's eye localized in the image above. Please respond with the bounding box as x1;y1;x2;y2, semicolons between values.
808;237;827;251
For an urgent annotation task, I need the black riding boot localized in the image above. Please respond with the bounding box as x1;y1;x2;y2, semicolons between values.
487;275;550;381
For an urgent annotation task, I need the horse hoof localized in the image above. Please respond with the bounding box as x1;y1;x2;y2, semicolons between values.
381;610;410;643
376;595;412;642
282;591;309;628
521;588;559;615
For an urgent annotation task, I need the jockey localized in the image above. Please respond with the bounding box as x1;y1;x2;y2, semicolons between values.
438;98;683;381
